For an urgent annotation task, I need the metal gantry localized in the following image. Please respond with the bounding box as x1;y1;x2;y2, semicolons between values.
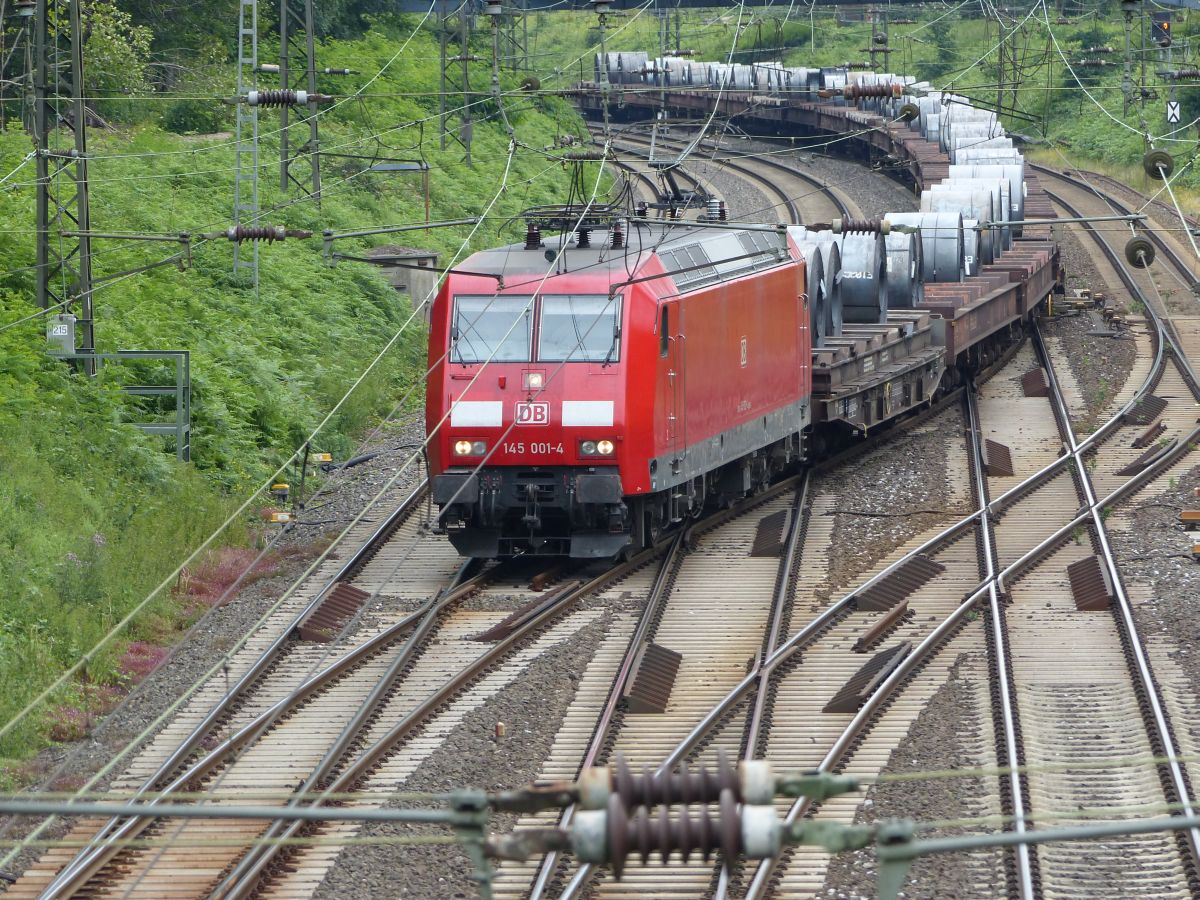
500;0;528;72
1;0;37;132
32;0;95;371
278;0;321;202
439;0;475;164
233;0;260;284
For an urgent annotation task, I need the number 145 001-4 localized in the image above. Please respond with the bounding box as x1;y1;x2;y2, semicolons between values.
503;442;564;455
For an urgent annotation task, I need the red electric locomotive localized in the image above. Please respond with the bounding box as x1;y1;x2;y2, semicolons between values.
426;221;812;558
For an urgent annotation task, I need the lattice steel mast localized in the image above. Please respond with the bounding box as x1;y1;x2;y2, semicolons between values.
278;0;321;201
439;0;475;164
33;0;94;371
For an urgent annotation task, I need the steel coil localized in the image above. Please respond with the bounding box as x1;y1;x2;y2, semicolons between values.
949;163;1026;235
883;230;924;309
788;227;843;340
922;185;996;266
836;231;887;324
935;177;1011;250
885;211;965;283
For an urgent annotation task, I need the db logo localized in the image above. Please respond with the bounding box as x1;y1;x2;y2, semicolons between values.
515;401;550;425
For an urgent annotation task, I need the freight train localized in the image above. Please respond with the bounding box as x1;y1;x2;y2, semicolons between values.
424;61;1060;558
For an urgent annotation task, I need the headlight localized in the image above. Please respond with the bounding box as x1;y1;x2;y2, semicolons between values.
523;371;545;390
454;440;487;456
579;438;615;457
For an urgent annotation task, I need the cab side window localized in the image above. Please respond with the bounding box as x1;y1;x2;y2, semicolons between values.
659;306;670;358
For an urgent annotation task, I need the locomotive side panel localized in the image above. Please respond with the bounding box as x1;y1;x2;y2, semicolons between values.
648;261;811;492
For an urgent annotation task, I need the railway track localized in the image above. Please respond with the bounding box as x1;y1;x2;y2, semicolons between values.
6;468;677;897
598;125;858;226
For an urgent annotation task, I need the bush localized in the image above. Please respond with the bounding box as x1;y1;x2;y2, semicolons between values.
162;98;231;135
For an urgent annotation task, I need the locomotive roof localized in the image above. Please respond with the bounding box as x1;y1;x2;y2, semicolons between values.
461;222;795;291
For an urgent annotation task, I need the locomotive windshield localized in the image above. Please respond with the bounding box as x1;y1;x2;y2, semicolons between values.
451;296;532;363
537;295;621;363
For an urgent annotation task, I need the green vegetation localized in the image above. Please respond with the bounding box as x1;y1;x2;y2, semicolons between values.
0;15;595;766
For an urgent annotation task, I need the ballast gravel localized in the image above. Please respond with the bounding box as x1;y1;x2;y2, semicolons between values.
821;407;970;596
311;619;608;899
819;656;1003;899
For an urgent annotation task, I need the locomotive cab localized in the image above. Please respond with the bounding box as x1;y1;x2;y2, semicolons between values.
428;258;634;558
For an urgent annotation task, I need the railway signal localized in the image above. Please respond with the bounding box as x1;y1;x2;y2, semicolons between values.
1153;12;1172;48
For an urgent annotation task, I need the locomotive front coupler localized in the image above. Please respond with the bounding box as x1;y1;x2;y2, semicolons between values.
521;484;543;531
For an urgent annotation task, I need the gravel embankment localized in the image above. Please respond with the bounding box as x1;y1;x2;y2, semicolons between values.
312;619;609;899
822;408;970;595
0;414;427;887
1112;466;1200;696
820;657;1002;899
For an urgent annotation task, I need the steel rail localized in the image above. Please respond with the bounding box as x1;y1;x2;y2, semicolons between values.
207;556;487;896
1034;319;1200;875
608;125;857;221
214;517;730;898
525;530;689;900
527;476;810;900
1040;164;1200;232
1029;224;1200;881
966;385;1035;900
36;477;431;896
711;475;811;899
38;552;487;898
